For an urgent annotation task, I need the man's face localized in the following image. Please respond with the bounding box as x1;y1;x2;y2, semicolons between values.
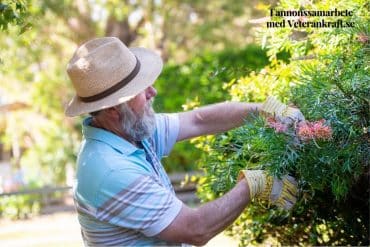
118;86;157;141
128;86;157;115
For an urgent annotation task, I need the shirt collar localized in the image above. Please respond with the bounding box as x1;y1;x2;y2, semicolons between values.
82;117;140;155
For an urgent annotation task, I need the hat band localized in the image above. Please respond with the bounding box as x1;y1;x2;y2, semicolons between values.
79;57;141;103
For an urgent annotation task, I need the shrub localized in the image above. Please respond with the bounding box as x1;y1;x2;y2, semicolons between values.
0;194;41;220
196;0;369;245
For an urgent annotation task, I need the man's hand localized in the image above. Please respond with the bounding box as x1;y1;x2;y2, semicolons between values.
261;96;305;124
238;170;298;210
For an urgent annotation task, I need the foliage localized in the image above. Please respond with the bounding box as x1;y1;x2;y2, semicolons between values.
0;194;41;219
156;45;269;172
156;45;269;111
196;0;369;245
0;6;81;186
37;0;264;61
0;181;42;220
0;0;30;33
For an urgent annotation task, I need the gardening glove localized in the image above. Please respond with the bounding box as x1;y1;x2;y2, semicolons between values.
261;96;305;124
238;170;298;210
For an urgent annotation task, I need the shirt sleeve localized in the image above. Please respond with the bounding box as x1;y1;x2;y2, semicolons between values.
96;168;183;237
149;113;179;158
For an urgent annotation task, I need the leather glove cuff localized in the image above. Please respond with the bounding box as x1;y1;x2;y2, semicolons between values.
238;169;298;210
261;96;288;117
238;170;272;199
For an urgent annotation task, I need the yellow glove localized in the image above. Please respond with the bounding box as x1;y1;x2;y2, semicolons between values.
238;170;298;210
261;96;305;124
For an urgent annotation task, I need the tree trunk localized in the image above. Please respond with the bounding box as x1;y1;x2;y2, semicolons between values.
105;17;135;45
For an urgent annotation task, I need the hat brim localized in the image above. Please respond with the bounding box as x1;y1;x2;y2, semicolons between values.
65;47;163;117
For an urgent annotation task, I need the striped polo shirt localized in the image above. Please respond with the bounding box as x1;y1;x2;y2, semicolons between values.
74;114;183;246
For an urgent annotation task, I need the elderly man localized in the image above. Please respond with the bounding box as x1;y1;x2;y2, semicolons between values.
65;37;302;246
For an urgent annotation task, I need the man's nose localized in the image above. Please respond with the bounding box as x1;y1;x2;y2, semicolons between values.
146;86;157;99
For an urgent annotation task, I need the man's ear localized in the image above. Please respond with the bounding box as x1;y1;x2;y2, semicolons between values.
103;106;121;120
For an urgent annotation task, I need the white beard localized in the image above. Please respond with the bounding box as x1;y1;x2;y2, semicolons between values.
118;99;156;142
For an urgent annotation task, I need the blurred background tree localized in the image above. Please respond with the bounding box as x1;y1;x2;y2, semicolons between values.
0;0;30;32
0;0;270;217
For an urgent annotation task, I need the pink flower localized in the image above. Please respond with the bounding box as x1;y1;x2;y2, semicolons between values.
357;33;369;44
297;119;332;141
267;117;289;133
297;123;314;141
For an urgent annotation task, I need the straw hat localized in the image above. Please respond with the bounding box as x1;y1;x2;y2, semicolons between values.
65;37;163;117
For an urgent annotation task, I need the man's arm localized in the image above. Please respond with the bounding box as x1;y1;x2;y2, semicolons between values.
177;101;262;141
157;179;251;245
